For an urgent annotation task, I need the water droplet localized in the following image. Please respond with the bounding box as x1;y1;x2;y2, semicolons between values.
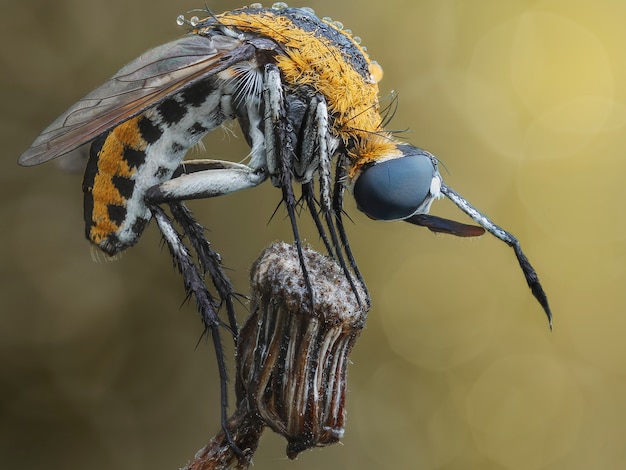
190;16;199;26
176;15;185;26
322;16;332;23
333;21;344;30
368;61;384;84
250;2;263;8
353;36;362;44
344;29;352;35
271;2;288;9
301;7;315;15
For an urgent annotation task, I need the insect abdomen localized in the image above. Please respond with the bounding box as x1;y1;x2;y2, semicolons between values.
83;78;236;256
83;115;156;255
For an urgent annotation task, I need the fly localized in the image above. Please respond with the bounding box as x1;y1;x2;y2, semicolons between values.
18;2;553;452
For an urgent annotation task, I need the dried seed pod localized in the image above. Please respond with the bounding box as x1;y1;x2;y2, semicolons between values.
236;242;368;459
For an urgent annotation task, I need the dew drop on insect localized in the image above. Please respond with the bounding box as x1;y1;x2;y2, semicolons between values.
176;15;185;26
353;36;362;44
368;60;384;84
250;2;263;8
301;7;315;14
344;29;352;34
333;20;344;30
271;2;288;9
322;16;332;23
190;16;199;26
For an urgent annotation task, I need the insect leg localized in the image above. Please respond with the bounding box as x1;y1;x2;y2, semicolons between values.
262;63;315;305
333;155;371;307
308;97;366;306
168;201;241;338
147;160;265;336
151;206;242;455
145;161;267;203
171;159;251;177
298;98;334;256
301;181;334;255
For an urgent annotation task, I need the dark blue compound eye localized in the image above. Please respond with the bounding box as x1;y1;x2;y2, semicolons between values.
353;152;437;220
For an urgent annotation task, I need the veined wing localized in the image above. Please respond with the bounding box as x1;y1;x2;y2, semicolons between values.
18;33;255;166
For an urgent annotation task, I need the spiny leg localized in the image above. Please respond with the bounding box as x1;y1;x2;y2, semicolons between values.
316;138;364;306
302;181;334;256
151;206;241;455
168;201;240;337
332;156;370;307
440;184;553;328
297;96;365;306
297;97;336;259
145;158;268;336
320;204;364;307
279;157;314;306
304;176;362;305
303;178;357;296
263;63;314;305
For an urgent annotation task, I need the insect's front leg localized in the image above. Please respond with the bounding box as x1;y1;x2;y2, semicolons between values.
302;97;368;307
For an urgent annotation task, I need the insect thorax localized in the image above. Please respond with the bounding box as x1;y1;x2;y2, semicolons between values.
197;7;397;168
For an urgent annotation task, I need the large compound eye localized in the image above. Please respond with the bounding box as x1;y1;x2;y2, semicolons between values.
353;150;437;220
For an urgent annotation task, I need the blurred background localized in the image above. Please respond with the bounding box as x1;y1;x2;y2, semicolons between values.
1;0;624;468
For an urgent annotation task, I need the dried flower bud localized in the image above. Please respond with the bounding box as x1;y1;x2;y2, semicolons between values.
236;242;368;459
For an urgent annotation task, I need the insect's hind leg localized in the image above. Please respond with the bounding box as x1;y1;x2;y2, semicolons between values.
151;206;243;456
146;159;267;204
168;201;242;337
146;158;267;336
146;161;268;455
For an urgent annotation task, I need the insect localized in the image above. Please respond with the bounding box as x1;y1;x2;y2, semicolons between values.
18;2;552;449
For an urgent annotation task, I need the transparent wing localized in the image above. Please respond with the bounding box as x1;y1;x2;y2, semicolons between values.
18;33;254;166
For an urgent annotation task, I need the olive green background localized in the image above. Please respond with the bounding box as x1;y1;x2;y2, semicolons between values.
2;0;623;468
